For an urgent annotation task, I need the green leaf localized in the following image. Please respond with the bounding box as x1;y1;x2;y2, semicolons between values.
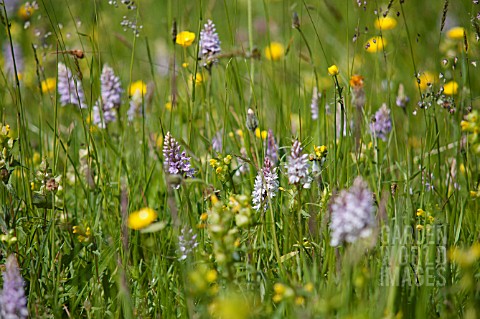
140;221;167;233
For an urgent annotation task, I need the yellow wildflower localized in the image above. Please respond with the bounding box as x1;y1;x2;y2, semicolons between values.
176;31;196;47
209;159;218;167
206;269;218;283
328;64;339;76
255;128;261;138
210;194;219;205
446;27;465;40
223;155;232;165
236;129;244;138
304;282;314;292
416;208;425;217
295;296;305;306
73;225;92;243
190;73;204;85
32;152;41;165
264;42;285;61
18;4;35;20
418;72;436;91
449;243;480;267
314;145;327;158
273;294;283;303
129;80;147;96
273;283;286;295
375;16;397;30
460;120;471;131
156;134;163;148
165;101;172;111
41;78;56;93
416;225;424;231
261;130;268;140
127;207;157;230
182;62;189;68
365;36;387;53
443;81;458;95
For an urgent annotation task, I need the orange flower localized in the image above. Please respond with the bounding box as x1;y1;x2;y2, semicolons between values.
350;75;364;88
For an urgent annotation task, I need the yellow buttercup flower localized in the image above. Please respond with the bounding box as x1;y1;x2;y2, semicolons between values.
443;81;458;95
41;78;56;93
176;31;196;47
273;283;287;295
328;64;339;76
127;207;158;230
374;17;397;30
261;130;268;140
264;42;285;61
295;296;305;306
129;80;147;96
254;128;268;139
254;128;261;138
446;27;465;40
365;36;387;53
304;283;314;293
190;73;204;85
417;72;436;91
206;270;217;283
18;4;36;20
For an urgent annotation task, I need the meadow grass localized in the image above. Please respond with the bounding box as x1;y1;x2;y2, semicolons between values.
1;0;480;318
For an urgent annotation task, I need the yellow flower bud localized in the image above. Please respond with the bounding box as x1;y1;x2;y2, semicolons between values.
328;64;339;76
